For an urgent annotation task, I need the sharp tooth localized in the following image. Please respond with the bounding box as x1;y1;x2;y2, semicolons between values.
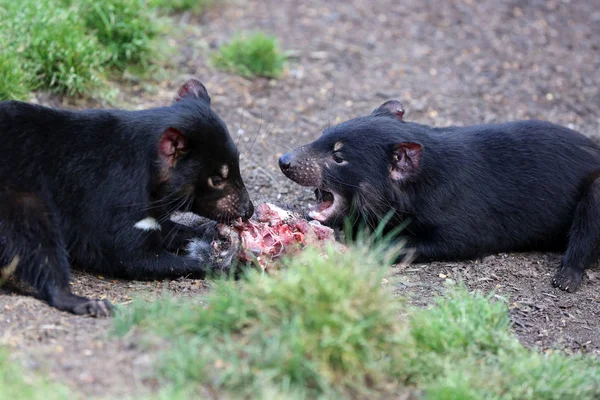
308;210;320;219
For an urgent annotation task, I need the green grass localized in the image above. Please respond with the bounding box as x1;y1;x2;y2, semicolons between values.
0;0;108;97
116;243;403;398
406;288;600;399
0;0;189;100
0;47;32;101
149;0;215;13
115;241;600;399
212;32;286;79
0;350;69;400
78;0;160;68
0;1;281;99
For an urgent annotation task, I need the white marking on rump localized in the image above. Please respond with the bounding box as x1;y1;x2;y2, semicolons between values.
134;217;161;231
1;255;20;280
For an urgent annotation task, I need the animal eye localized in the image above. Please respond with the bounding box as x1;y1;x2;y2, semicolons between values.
208;176;225;188
332;153;345;164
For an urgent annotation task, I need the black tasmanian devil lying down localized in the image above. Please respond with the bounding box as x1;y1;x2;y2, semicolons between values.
0;79;253;316
279;100;600;293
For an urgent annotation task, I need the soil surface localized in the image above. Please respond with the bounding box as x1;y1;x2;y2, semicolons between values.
1;0;600;398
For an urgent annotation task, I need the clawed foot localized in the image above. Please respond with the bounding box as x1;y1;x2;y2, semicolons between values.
50;291;114;317
185;222;241;276
72;299;114;317
212;227;241;275
552;266;584;293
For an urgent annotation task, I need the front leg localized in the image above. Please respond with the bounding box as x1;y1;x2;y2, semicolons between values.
118;215;238;279
160;218;218;252
111;242;238;280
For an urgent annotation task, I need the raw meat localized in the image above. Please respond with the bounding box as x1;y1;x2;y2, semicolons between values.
212;203;344;272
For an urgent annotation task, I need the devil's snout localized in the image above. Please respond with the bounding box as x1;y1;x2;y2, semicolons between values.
278;149;323;187
278;152;293;171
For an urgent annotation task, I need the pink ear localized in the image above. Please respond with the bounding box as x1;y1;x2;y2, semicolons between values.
390;142;422;181
159;128;188;167
372;100;404;120
175;79;210;103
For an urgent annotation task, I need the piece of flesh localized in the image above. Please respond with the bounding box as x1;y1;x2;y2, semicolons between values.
212;203;344;272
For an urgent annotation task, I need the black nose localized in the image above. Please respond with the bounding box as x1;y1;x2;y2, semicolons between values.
242;201;254;221
279;153;292;170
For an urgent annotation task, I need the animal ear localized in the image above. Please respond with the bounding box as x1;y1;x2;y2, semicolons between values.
175;79;211;104
390;142;422;181
372;100;404;121
159;128;188;168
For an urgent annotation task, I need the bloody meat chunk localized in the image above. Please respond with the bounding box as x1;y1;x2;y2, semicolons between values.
212;203;344;271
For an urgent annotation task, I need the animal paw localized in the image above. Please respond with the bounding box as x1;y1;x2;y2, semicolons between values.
196;220;220;241
163;220;220;252
552;266;583;293
72;299;114;318
209;232;241;276
185;230;241;276
183;221;221;262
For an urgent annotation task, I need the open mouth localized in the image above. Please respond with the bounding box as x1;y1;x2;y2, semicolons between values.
308;188;341;223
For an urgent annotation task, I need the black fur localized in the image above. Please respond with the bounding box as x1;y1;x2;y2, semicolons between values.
0;79;253;316
279;101;600;292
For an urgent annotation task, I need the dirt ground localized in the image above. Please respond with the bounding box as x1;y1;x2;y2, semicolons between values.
1;0;599;397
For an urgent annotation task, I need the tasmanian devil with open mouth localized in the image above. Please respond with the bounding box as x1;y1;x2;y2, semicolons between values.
279;100;600;293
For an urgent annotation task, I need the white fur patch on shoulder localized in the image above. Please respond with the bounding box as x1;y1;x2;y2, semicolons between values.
134;217;161;231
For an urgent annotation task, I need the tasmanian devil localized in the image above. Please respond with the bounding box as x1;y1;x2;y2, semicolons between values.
0;79;253;316
279;100;600;293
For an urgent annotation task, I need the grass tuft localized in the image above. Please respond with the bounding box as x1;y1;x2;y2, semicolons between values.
212;32;286;79
78;0;160;68
406;285;600;399
149;0;215;13
0;0;175;99
1;0;107;96
409;287;516;357
0;48;32;101
116;244;403;398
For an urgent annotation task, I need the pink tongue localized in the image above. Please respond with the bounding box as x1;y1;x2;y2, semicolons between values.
316;200;333;212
